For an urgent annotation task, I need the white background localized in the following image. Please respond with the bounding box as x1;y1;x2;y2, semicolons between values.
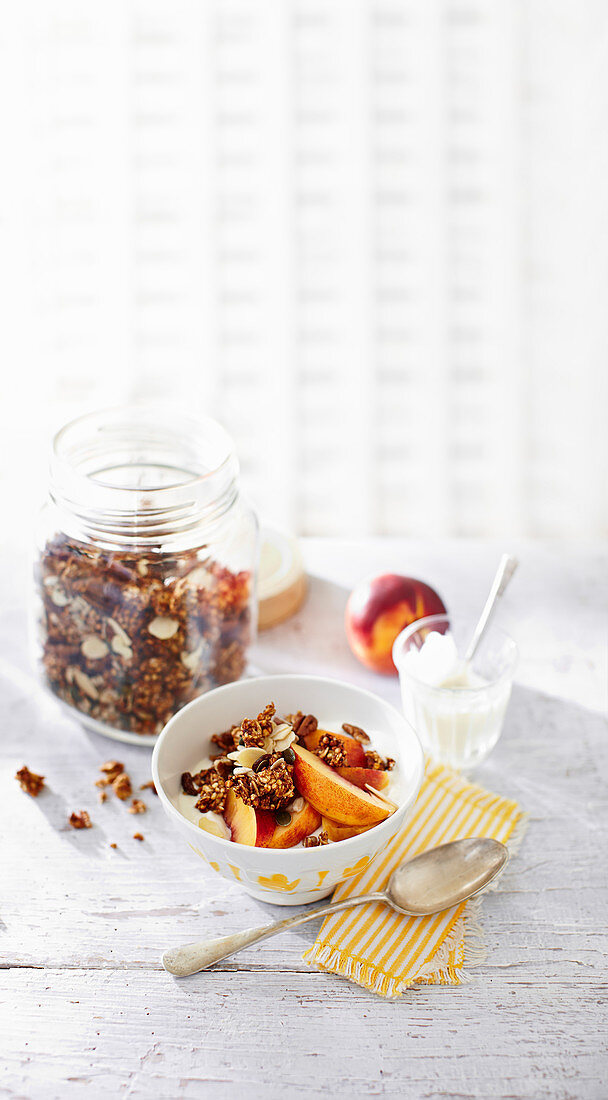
1;0;606;540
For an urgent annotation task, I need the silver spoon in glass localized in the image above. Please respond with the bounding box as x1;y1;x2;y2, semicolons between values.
162;836;508;977
464;553;519;664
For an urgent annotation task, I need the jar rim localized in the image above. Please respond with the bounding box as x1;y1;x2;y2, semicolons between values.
49;405;240;546
52;405;236;489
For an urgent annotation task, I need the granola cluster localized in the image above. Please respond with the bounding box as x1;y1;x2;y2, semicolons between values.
36;534;252;736
236;702;277;748
182;767;228;814
15;766;45;797
315;733;347;767
227;753;295;811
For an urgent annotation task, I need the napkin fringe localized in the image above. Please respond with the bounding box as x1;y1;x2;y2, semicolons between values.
505;810;529;857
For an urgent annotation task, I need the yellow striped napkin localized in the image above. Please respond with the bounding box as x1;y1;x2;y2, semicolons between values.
302;759;527;997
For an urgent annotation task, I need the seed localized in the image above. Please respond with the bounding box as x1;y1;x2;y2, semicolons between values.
253;754;271;773
274;809;291;827
281;747;295;764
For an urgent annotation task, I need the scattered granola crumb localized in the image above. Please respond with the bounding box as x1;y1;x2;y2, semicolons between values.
112;772;132;801
69;810;92;829
15;766;45;797
139;780;157;794
129;798;147;814
133;832;144;841
110;842;117;849
342;723;370;743
99;790;108;803
100;759;124;777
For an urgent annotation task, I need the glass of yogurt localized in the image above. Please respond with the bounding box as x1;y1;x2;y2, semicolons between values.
392;614;517;771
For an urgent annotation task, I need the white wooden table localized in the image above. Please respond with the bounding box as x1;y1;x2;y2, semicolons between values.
1;538;607;1100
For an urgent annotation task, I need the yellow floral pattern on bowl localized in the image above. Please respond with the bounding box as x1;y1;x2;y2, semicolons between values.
342;855;373;879
257;873;301;893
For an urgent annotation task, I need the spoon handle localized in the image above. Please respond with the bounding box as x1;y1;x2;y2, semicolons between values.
162;892;386;977
464;553;518;664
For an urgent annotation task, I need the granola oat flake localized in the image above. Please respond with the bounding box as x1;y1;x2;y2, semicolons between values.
33;408;257;738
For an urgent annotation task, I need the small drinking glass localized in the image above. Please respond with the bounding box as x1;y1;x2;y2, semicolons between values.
393;614;518;771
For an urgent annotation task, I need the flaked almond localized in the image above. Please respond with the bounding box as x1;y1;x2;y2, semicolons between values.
148;616;179;640
110;635;133;661
107;618;131;647
273;729;296;753
291;796;305;813
71;668;99;700
81;635;109;660
136;559;149;577
227;747;265;769
175;565;212;594
45;578;69;607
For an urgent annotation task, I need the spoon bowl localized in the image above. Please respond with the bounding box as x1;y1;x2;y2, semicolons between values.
162;836;508;977
385;837;508;916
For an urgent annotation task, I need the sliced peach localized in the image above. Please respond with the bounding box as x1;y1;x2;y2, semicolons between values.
321;816;376;842
335;766;390;792
301;728;366;767
198;814;230;839
224;789;258;845
256;800;321;849
292;744;394;826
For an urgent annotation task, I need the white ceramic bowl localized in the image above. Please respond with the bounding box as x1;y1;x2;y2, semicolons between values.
152;674;424;905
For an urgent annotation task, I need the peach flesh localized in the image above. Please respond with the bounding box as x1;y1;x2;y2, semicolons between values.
292;744;394;826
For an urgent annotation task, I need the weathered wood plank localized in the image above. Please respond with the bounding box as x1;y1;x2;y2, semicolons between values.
1;968;606;1100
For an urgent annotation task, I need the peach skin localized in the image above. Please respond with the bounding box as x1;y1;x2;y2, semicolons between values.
255;800;321;850
345;573;447;674
334;765;390;792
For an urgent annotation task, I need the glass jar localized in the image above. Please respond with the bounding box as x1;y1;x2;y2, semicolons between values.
32;407;258;744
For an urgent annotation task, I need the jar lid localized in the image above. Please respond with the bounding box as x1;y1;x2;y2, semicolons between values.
257;525;307;630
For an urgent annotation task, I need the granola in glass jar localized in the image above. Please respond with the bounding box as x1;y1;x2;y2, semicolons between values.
33;408;257;739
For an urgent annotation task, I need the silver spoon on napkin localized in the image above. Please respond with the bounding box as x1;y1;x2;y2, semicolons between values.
162;836;508;977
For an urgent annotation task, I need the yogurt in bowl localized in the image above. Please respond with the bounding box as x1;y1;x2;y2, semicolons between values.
152;674;424;904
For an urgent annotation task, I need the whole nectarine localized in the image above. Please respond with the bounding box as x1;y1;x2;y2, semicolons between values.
345;573;446;674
